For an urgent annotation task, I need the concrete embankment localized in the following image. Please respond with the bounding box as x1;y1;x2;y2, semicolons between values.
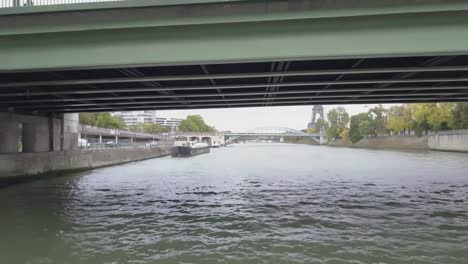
352;136;429;150
327;136;428;150
329;136;429;151
328;129;468;153
0;147;170;179
428;130;468;152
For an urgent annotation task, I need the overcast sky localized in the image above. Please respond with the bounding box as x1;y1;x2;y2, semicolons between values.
156;104;394;132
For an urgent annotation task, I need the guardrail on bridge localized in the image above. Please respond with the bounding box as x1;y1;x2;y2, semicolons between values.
1;0;122;9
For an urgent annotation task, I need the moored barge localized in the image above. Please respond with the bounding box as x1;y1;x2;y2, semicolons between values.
172;139;210;157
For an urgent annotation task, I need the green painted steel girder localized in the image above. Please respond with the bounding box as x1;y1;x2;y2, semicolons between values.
1;0;468;71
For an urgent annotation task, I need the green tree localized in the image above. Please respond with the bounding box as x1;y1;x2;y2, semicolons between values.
326;107;349;139
79;113;98;126
427;103;455;131
129;123;171;134
368;105;387;136
339;128;349;139
307;118;329;133
128;123;145;133
410;103;455;133
95;113;126;129
359;120;373;137
453;102;468;129
386;105;412;135
179;119;199;132
409;103;433;135
179;115;215;132
349;112;370;143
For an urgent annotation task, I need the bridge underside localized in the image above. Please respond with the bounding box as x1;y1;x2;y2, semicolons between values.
2;54;468;113
2;0;468;113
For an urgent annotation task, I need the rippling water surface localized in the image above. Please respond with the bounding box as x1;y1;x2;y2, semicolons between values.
1;143;468;264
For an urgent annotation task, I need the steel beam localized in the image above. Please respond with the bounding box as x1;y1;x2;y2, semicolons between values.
3;66;468;88
9;91;468;110
32;96;468;113
2;86;468;104
11;95;467;113
2;78;468;97
28;99;465;113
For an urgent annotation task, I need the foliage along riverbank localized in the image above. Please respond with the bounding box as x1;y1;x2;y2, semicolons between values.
79;113;216;133
308;103;468;144
305;102;468;152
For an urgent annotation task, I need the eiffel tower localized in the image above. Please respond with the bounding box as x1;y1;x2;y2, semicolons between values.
307;105;324;129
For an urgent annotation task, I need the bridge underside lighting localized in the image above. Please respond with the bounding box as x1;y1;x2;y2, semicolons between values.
1;55;468;113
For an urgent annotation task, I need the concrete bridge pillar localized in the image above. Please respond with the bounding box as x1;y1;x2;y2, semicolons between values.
99;134;103;143
0;117;20;153
62;113;79;151
0;112;78;153
22;121;50;153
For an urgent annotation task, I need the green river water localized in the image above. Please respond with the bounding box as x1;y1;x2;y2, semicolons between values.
1;143;468;264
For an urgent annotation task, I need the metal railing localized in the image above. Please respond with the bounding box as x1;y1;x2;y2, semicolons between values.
80;142;152;150
79;124;165;140
79;137;174;150
1;0;124;9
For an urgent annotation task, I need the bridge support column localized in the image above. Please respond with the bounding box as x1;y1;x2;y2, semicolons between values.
62;113;79;151
99;134;102;143
0;112;78;153
22;121;50;153
0;116;20;153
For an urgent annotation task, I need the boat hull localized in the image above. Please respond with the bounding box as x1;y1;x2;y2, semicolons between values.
172;146;211;157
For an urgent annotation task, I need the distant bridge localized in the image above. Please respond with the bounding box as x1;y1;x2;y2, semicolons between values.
225;127;321;144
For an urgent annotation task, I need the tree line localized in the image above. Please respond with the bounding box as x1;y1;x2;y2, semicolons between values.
178;115;216;132
79;113;215;134
307;102;468;143
79;113;126;129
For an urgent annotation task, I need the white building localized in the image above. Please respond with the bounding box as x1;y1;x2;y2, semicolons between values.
165;118;184;127
112;111;183;128
112;111;156;126
154;117;167;126
155;117;184;128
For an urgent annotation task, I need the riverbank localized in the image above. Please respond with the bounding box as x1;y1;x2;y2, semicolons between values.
283;137;319;145
329;129;468;153
428;130;468;152
329;136;430;151
0;147;171;179
353;136;428;150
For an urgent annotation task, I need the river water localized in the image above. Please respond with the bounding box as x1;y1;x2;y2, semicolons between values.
1;143;468;264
